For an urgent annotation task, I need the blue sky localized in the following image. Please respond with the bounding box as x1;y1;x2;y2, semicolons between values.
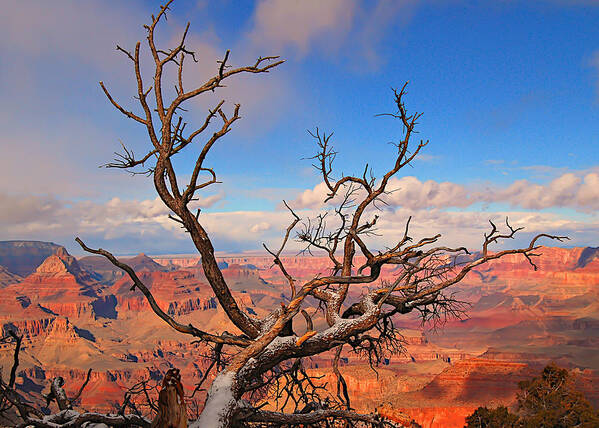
0;0;598;255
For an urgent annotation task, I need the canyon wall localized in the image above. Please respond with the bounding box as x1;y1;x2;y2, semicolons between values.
1;242;598;426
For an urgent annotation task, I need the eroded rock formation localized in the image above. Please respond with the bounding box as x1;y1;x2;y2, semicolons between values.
1;243;598;427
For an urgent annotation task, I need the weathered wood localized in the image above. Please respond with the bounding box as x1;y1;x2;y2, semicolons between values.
151;368;187;428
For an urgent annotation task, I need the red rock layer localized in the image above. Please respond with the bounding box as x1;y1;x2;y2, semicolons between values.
110;270;252;316
381;406;477;428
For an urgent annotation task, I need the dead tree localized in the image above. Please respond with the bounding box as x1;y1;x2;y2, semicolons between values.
151;368;187;428
44;368;92;412
8;1;567;427
0;333;146;427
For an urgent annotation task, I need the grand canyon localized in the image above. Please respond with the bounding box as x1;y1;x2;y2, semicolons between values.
1;240;598;427
4;0;599;425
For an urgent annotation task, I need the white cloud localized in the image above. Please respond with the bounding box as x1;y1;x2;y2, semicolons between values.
245;0;420;70
384;177;472;209
292;171;599;212
248;0;357;56
370;207;595;251
495;172;599;212
0;193;65;226
292;182;330;209
578;173;599;207
414;153;440;163
292;176;471;210
250;222;272;233
1;189;597;255
0;193;222;243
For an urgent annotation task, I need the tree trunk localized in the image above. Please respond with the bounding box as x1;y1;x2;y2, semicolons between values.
191;371;238;428
152;368;187;428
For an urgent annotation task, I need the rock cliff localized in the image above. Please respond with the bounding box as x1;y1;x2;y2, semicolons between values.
0;240;62;276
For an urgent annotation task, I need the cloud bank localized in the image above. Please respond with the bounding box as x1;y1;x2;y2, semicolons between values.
2;169;598;255
292;172;599;212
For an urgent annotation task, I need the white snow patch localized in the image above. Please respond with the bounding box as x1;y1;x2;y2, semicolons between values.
258;308;283;336
266;335;295;352
192;371;236;428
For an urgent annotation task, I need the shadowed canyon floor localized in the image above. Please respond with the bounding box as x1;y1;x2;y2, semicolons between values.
1;241;598;427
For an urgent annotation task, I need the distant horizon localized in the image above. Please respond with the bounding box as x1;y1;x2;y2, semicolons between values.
0;239;593;260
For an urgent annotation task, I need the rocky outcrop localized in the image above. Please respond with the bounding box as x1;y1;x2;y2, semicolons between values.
0;265;22;287
153;256;201;268
467;246;599;291
124;253;171;273
573;317;599;330
110;270;247;317
167;297;217;316
222;264;262;281
0;248;101;320
2;318;56;338
41;301;95;319
15;247;99;299
374;359;535;428
41;317;86;344
79;253;171;285
34;247;95;283
0;241;62;276
1;317;100;366
418;358;533;402
78;255;124;284
116;294;217;316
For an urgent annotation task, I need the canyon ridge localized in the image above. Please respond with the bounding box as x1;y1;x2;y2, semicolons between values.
1;241;598;427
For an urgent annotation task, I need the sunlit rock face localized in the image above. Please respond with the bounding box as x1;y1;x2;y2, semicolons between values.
0;247;104;322
110;270;221;316
381;406;478;428
1;318;54;339
21;247;97;295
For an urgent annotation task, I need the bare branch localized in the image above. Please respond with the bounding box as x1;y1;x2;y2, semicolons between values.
75;237;251;347
239;408;401;426
102;142;157;174
49;377;69;411
16;410;150;427
7;331;21;389
68;369;92;408
99;81;147;125
264;201;301;298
